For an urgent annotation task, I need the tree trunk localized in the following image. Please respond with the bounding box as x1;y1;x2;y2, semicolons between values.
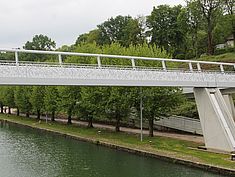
194;29;199;59
207;20;213;55
1;105;3;114
115;117;120;132
148;118;154;137
26;112;30;118
67;114;72;124
37;110;40;120
51;111;55;122
231;18;235;48
87;116;94;128
8;107;11;114
17;108;20;116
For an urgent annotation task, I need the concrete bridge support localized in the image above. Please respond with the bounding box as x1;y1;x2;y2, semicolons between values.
223;94;235;121
194;88;235;152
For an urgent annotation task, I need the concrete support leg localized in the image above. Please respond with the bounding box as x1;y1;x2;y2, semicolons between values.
223;94;235;121
194;88;235;152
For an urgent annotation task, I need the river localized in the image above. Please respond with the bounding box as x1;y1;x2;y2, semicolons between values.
0;123;227;177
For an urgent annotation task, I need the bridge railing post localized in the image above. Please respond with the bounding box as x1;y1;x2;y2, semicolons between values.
162;60;167;71
97;56;101;68
197;63;202;72
189;62;193;72
131;58;136;69
15;51;19;66
58;54;63;65
220;64;225;73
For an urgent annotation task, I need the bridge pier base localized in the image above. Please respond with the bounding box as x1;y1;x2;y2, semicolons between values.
194;88;235;152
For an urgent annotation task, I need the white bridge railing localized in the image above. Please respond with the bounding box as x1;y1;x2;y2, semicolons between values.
0;48;235;73
0;48;234;87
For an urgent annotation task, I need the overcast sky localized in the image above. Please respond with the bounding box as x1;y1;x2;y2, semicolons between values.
0;0;185;48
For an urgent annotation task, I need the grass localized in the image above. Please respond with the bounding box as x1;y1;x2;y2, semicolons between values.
199;53;235;63
176;52;235;71
0;113;234;170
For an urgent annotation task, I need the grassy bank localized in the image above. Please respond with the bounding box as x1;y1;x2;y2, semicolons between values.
199;53;235;63
0;114;234;171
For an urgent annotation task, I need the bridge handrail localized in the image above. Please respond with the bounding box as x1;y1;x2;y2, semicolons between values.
0;48;235;73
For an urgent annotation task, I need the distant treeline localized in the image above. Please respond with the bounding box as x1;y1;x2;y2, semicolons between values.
73;0;235;58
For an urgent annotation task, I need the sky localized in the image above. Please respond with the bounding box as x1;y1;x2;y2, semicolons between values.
0;0;185;48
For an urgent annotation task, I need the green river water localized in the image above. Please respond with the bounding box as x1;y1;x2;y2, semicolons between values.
0;123;227;177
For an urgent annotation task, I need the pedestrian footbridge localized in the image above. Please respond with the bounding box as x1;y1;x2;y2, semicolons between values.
0;48;235;152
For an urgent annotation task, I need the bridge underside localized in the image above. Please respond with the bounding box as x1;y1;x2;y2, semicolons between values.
0;65;235;87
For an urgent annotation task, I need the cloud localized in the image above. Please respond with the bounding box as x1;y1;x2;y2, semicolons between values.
0;0;185;48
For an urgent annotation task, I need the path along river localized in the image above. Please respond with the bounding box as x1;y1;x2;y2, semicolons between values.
0;122;227;177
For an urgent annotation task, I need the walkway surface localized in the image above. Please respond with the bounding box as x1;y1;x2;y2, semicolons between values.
52;117;204;144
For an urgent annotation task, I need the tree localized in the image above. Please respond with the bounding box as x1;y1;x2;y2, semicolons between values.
178;1;203;58
224;0;235;46
3;87;15;114
44;86;59;121
198;0;222;55
147;5;184;55
105;87;132;132
97;15;144;46
139;87;183;137
213;13;233;46
14;86;32;117
75;29;101;45
24;34;56;51
23;34;56;62
30;86;45;120
59;86;80;124
77;87;106;128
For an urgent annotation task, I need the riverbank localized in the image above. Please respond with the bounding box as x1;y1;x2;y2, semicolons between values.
0;114;234;176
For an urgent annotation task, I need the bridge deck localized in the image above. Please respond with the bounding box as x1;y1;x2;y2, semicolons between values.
0;63;234;87
0;48;234;87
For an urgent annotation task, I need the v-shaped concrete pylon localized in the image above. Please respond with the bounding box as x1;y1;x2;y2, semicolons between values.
194;88;235;152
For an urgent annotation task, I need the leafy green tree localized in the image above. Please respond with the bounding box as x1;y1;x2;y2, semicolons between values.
77;87;106;128
30;86;45;119
75;29;101;45
24;34;56;51
147;5;184;55
0;87;15;114
44;86;59;121
59;86;80;124
213;14;233;45
224;0;235;46
197;0;222;55
23;34;56;62
105;87;132;132
139;87;183;137
179;1;203;58
3;87;15;114
121;17;146;46
97;15;145;46
14;86;32;117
